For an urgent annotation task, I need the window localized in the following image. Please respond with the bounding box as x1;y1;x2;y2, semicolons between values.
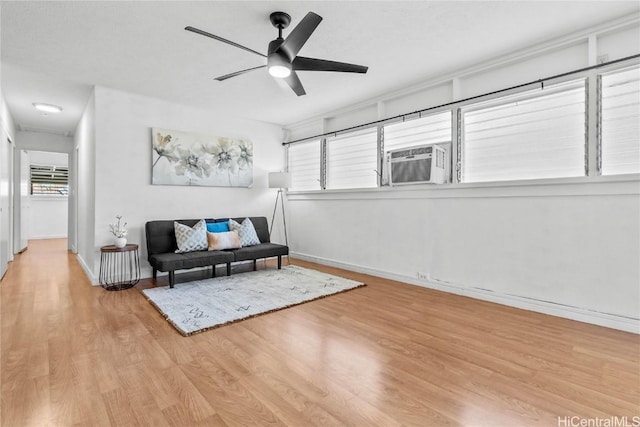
288;140;321;191
461;79;587;183
30;165;69;195
600;65;640;175
382;111;452;184
286;59;638;190
325;128;378;190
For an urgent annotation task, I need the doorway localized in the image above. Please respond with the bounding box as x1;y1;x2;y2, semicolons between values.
16;150;69;253
0;137;14;278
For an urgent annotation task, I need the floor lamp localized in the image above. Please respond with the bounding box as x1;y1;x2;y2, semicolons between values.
268;172;290;250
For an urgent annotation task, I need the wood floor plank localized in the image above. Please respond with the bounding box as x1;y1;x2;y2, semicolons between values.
1;239;639;426
230;322;433;426
101;387;142;427
179;358;260;427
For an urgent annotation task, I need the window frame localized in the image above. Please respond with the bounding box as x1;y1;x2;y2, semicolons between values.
30;164;69;196
380;109;453;186
597;62;640;176
324;126;380;191
458;77;589;184
286;139;323;192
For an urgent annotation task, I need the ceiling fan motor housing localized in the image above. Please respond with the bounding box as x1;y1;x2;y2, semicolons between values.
267;38;292;75
269;11;291;30
268;12;292;74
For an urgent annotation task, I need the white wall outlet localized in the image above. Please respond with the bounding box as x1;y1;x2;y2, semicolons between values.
417;272;430;280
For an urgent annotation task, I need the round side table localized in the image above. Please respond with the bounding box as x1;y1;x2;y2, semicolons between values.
99;244;140;291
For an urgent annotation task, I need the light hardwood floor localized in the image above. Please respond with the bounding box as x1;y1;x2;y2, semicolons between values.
1;239;638;426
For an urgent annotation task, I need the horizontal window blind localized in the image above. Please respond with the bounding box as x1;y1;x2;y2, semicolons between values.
326;128;378;190
382;111;452;184
461;80;586;183
383;111;452;153
30;165;69;195
288;140;321;191
600;65;640;175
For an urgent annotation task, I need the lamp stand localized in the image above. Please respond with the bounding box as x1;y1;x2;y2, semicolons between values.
269;188;288;249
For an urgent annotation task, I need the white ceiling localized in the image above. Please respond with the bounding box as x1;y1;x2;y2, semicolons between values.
2;1;639;137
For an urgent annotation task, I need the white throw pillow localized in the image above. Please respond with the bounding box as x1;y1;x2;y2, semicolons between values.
207;230;241;251
228;218;261;247
174;219;208;253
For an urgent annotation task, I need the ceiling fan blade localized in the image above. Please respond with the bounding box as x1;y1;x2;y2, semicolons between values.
292;56;368;73
278;12;322;59
284;71;306;96
215;65;266;81
185;26;266;58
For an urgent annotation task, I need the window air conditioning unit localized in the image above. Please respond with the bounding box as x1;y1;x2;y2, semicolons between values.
388;144;446;185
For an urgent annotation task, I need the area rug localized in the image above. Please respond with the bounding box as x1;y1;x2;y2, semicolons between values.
142;265;365;336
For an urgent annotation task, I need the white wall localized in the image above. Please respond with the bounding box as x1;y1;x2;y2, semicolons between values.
28;196;67;239
14;130;73;153
14;149;28;252
82;86;284;281
1;7;18;267
284;18;640;332
27;150;68;167
0;92;16;277
74;91;96;281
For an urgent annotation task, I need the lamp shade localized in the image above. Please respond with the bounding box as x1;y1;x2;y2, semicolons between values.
268;172;290;189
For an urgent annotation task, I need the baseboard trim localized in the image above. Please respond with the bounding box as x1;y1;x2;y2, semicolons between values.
291;251;639;334
30;234;68;240
76;253;97;285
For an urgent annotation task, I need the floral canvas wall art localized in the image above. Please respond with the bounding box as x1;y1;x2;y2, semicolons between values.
152;128;253;187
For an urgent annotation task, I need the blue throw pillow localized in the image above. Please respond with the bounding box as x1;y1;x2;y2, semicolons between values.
206;221;230;233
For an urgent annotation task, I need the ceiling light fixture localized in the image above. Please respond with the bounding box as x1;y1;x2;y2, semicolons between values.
267;49;292;78
268;65;291;78
32;103;63;114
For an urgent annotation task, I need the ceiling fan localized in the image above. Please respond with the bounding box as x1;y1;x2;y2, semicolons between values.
185;11;368;96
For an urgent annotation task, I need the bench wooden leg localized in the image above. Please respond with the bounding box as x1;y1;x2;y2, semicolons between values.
277;256;282;269
169;271;175;288
212;265;216;278
152;268;157;279
226;263;231;276
253;260;257;271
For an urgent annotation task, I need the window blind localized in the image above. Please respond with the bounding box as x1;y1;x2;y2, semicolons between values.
383;111;452;152
461;79;586;183
288;140;321;191
30;164;69;195
326;128;378;190
600;65;640;175
382;111;452;184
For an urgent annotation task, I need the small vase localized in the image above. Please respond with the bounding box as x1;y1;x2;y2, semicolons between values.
114;237;127;248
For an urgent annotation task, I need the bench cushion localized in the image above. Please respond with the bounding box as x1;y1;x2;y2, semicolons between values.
231;243;289;262
149;250;234;272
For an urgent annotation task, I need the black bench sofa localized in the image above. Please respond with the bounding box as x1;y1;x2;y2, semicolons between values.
145;216;289;288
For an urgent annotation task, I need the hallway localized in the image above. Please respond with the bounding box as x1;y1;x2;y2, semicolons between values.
0;239;150;426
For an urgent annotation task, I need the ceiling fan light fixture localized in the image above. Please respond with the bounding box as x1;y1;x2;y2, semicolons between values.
267;48;292;78
33;102;63;114
268;64;291;78
186;10;367;96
